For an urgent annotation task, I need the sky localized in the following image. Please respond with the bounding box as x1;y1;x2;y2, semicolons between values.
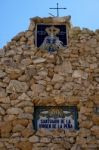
0;0;99;48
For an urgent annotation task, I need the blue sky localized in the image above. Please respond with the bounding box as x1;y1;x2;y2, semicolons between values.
0;0;99;48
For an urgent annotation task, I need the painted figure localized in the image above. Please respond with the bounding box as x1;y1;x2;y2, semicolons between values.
40;26;64;52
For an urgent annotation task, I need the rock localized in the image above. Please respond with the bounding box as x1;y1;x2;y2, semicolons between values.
92;114;99;125
85;101;94;108
0;107;5;115
3;76;10;83
46;85;53;91
12;32;25;40
54;61;72;74
8;137;20;144
48;70;54;78
28;21;35;31
0;121;12;137
38;70;48;77
23;50;34;56
51;130;65;138
0;97;10;103
25;31;33;38
16;101;33;107
0;81;7;87
33;75;44;80
79;128;91;138
36;129;51;137
5;67;23;79
29;135;39;143
32;57;46;64
21;58;32;66
53;16;71;23
18;93;31;101
7;108;23;115
0;142;5;148
80;107;93;114
24;107;33;113
54;83;62;90
61;82;73;92
63;141;71;149
22;128;34;137
0;87;7;97
13;124;25;132
36;80;46;86
95;77;99;82
20;36;26;42
49;143;65;150
94;95;99;105
32;145;47;150
52;74;64;83
0;49;5;57
18;75;29;81
54;96;66;104
4;115;16;121
25;66;37;77
71;144;81;150
86;144;98;149
10;93;19;100
18;113;33;119
72;70;83;78
11;132;21;137
69;137;75;144
12;119;28;127
90;63;97;69
0;103;10;109
13;55;22;63
46;53;55;60
86;136;96;144
6;80;28;93
31;84;45;96
0;70;6;78
67;96;79;104
16;47;23;54
40;137;51;143
80;120;93;128
91;126;99;136
0;147;6;150
6;50;16;56
16;141;32;150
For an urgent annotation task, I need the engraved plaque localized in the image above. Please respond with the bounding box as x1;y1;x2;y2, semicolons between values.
33;106;78;130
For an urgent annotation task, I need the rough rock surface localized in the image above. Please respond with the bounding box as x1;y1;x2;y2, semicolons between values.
0;16;99;150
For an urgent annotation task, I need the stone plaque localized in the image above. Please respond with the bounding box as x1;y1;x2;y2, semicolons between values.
36;24;67;52
33;106;78;130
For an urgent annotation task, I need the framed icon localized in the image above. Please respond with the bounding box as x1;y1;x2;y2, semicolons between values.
36;24;67;52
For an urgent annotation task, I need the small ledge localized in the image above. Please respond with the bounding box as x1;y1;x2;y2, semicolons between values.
30;16;71;27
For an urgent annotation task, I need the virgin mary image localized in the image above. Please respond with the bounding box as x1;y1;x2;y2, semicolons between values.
40;26;64;52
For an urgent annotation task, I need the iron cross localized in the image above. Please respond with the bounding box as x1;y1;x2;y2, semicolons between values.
49;3;67;17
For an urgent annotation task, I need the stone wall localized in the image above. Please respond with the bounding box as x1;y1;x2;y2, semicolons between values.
0;17;99;150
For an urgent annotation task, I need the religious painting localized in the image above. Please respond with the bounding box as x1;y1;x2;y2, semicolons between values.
36;24;67;52
33;106;78;131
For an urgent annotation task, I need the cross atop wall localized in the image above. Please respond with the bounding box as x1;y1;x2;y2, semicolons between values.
49;3;67;17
